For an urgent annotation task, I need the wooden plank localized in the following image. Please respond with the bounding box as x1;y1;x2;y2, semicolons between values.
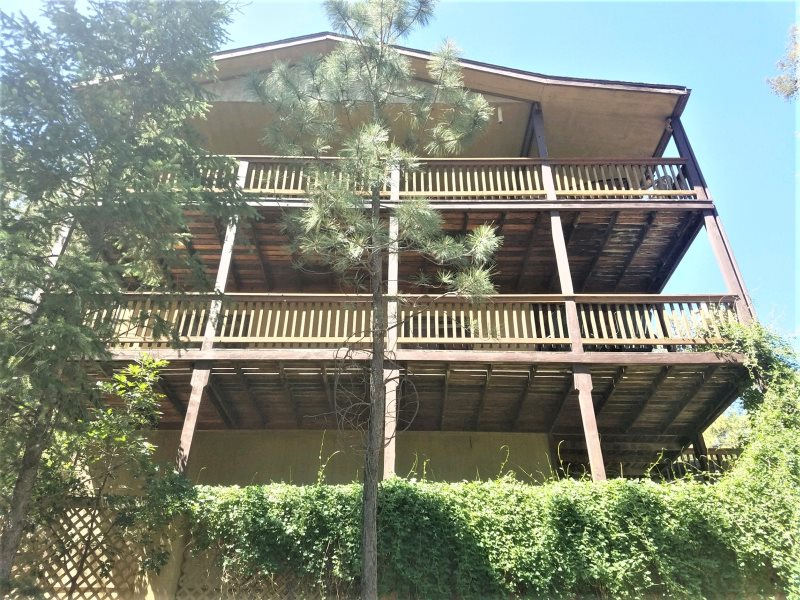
235;364;268;426
111;348;748;366
658;365;719;431
159;378;185;417
474;365;493;430
595;366;625;416
513;212;543;291
438;366;451;430
509;366;536;431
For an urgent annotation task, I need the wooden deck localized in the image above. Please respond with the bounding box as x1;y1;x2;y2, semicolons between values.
97;293;738;352
231;156;701;202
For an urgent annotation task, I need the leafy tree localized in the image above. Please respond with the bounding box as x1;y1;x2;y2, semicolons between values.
0;0;250;592
769;25;799;100
250;1;500;596
703;403;750;449
15;357;192;597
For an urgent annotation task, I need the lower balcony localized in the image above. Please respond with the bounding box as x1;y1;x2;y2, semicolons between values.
101;292;740;353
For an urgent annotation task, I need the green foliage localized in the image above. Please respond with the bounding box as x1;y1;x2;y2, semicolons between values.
703;402;750;448
769;25;799;100
188;475;794;598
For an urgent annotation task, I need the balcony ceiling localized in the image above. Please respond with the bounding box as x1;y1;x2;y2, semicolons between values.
176;207;703;295
197;33;687;159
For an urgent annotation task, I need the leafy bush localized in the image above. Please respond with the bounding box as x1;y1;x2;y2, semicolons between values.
189;473;795;598
187;323;799;599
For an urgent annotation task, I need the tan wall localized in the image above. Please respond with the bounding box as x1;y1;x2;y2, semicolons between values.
151;430;552;485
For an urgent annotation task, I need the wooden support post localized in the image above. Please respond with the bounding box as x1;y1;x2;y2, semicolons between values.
383;174;400;480
573;365;606;481
531;103;584;353
176;219;238;474
692;433;709;476
671;119;754;322
703;209;754;323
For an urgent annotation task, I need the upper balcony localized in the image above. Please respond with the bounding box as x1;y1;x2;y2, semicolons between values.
233;156;707;207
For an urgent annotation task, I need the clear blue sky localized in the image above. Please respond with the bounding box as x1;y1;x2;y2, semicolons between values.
4;1;797;340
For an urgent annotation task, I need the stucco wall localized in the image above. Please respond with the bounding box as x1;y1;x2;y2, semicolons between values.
151;430;552;485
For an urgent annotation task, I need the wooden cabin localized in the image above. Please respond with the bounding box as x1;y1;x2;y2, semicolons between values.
106;32;753;483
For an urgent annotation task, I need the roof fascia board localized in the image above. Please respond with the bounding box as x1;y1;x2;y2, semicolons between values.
214;32;688;97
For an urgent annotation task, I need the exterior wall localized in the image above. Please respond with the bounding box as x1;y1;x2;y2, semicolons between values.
151;430;552;485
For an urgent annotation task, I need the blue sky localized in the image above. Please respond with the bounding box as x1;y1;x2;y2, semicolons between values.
4;0;797;339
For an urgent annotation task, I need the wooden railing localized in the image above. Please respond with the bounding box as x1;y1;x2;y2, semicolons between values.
104;293;737;351
677;447;742;474
576;295;737;347
232;156;698;201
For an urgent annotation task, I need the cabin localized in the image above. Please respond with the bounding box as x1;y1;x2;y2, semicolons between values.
100;31;753;485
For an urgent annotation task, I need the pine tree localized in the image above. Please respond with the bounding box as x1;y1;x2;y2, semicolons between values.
250;1;500;596
0;1;249;592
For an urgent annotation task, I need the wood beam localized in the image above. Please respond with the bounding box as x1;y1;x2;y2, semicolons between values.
250;221;276;290
692;433;709;476
249;198;714;212
549;384;576;434
580;211;619;292
214;219;242;291
279;362;303;428
658;365;718;432
207;379;237;428
703;209;754;322
573;365;606;481
670;117;709;199
519;103;538;157
613;211;655;290
114;348;748;366
321;367;335;414
159;378;185;417
509;366;536;431
514;212;543;292
474;365;493;430
383;209;400;479
595;366;625;417
176;220;237;473
546;213;580;292
235;364;267;427
438;365;451;430
648;211;702;291
623;365;672;432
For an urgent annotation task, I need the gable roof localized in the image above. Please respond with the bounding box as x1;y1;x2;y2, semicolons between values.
202;32;688;158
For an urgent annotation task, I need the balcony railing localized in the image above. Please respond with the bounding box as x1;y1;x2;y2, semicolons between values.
233;156;699;201
99;293;738;352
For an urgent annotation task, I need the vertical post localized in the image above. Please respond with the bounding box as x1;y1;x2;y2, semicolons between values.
672;118;754;322
176;161;246;473
671;117;709;200
533;104;605;480
383;167;400;479
574;366;606;481
703;209;754;323
692;433;709;478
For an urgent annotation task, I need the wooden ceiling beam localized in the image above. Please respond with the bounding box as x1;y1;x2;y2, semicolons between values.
206;379;236;428
235;364;268;427
279;362;303;428
547;378;575;433
474;365;493;430
437;365;451;430
159;377;185;418
623;365;672;432
648;211;700;291
595;366;625;417
519;103;538;157
513;212;543;292
579;211;619;292
250;222;276;290
657;365;718;432
613;211;656;290
509;366;536;431
214;219;242;291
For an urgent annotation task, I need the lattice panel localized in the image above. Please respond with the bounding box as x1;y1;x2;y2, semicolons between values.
10;504;144;599
176;548;325;600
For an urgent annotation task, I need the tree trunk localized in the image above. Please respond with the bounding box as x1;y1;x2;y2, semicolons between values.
0;403;54;597
361;186;386;600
